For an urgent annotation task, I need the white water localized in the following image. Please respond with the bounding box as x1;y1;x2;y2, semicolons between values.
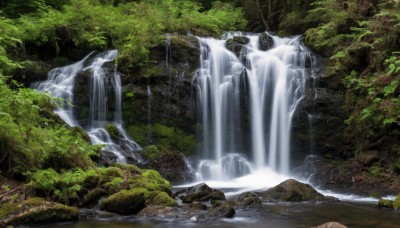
33;50;140;163
195;32;310;182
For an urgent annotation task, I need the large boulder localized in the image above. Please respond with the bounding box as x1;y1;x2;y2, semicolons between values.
100;187;177;215
258;179;335;202
0;198;79;226
174;183;225;203
100;188;149;215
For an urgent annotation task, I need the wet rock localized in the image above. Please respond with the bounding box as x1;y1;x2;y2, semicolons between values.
138;205;177;218
259;33;274;51
377;199;393;208
314;222;348;228
189;201;208;211
200;202;235;220
225;36;250;57
232;192;262;210
258;179;334;202
174;183;225;203
100;188;149;215
0;198;79;226
139;146;194;184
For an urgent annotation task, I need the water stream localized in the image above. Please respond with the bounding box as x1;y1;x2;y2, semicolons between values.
195;32;310;183
33;50;141;163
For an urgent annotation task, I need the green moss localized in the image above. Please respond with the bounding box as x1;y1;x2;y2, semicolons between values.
102;167;124;178
147;191;177;207
129;170;172;194
143;145;163;160
393;194;400;209
377;199;393;208
0;198;79;225
100;188;150;215
105;124;121;140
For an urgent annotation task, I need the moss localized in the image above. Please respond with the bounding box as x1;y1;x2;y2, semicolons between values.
102;167;124;178
143;145;163;160
105;124;121;140
369;192;382;199
377;199;393;208
0;198;79;225
100;188;150;215
393;194;400;209
147;191;177;207
129;170;172;194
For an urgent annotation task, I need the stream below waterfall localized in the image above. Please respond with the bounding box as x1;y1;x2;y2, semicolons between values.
34;200;400;228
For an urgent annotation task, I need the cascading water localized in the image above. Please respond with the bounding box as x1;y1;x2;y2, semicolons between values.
195;32;311;183
33;50;141;163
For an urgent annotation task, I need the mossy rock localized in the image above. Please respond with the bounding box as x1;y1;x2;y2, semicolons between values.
147;191;177;207
393;194;400;209
143;145;163;160
129;170;172;194
101;188;177;215
101;188;150;215
258;179;324;202
0;198;78;226
105;124;122;140
377;199;393;208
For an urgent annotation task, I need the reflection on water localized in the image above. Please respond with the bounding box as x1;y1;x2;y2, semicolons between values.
31;202;399;228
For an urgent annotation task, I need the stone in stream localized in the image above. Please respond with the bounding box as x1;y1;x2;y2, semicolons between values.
258;179;339;202
231;192;262;210
173;183;225;203
198;201;235;221
377;199;393;208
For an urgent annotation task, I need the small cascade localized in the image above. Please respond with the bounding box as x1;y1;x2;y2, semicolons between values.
195;32;312;181
33;50;141;163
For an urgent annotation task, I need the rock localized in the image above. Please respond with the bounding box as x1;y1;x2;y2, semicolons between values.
200;202;235;220
377;199;393;208
0;198;79;226
394;194;400;209
138;205;177;218
225;36;250;57
258;179;332;202
81;188;107;207
139;146;194;184
100;185;176;215
259;33;274;51
189;201;208;211
314;222;348;228
355;150;380;165
174;183;225;203
232;192;262;210
147;191;177;207
100;188;149;215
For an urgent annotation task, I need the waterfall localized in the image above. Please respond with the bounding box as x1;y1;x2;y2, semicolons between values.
195;32;311;181
32;50;141;163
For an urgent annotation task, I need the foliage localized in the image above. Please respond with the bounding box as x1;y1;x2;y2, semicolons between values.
0;76;98;177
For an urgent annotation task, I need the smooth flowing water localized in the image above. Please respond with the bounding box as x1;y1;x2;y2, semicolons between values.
195;32;310;183
33;50;140;163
